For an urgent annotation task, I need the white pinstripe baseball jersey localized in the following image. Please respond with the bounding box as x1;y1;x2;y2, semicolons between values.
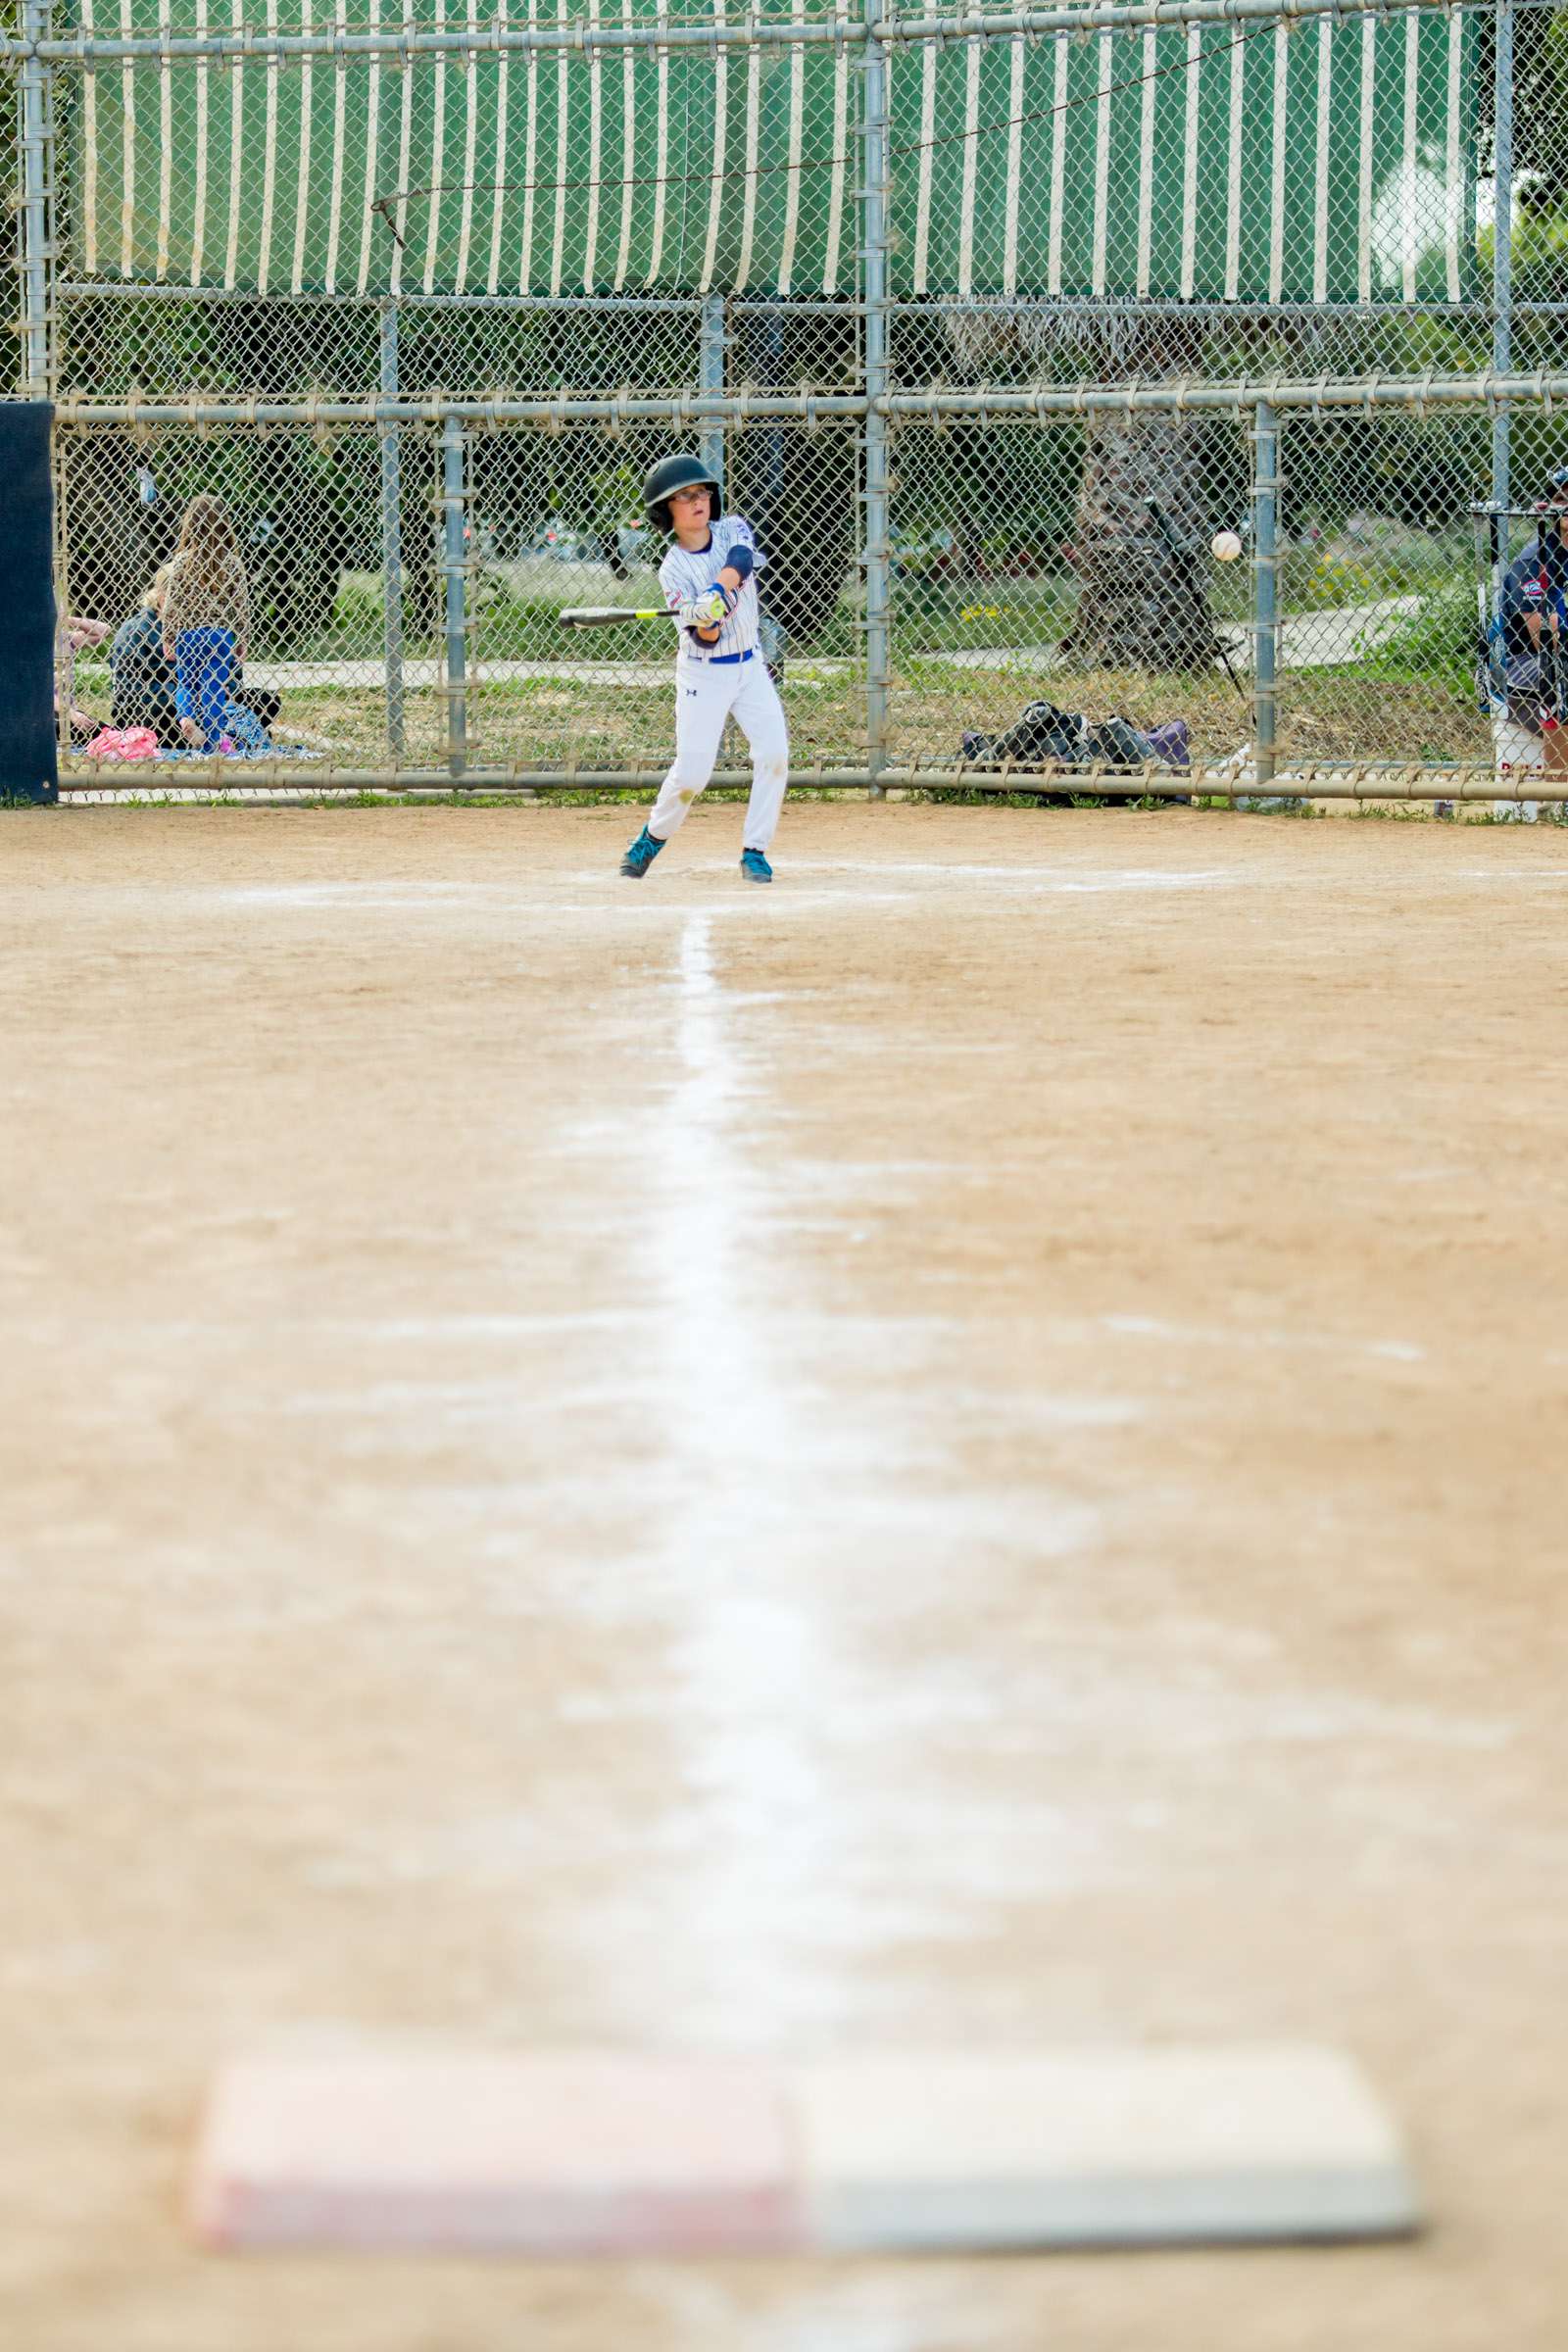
659;514;767;664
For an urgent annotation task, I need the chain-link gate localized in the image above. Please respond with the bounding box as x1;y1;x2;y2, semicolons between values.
11;0;1568;799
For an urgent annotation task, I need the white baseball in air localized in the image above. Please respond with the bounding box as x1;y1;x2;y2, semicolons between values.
1211;529;1244;563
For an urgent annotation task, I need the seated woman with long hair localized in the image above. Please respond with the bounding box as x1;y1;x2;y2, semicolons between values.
111;563;279;747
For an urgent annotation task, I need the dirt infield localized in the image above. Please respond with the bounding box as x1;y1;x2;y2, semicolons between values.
5;803;1568;2352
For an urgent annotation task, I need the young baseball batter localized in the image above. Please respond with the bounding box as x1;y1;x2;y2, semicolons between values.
619;454;789;883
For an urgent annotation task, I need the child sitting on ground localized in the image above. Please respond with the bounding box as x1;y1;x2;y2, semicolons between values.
160;495;250;753
114;564;280;748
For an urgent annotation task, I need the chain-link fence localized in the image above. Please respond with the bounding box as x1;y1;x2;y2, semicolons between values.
14;0;1568;796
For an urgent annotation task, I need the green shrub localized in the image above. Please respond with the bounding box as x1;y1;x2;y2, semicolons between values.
1353;577;1481;697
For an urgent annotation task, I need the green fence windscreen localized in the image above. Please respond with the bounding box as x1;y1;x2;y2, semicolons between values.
67;0;1477;301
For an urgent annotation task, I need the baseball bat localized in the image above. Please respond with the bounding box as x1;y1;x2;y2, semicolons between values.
559;606;673;628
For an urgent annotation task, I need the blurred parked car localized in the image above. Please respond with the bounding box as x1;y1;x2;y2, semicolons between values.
528;520;600;564
889;524;958;581
521;517;656;577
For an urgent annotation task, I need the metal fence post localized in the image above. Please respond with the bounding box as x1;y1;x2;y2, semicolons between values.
1492;0;1513;519
1251;400;1280;790
699;293;726;487
379;303;407;766
19;0;54;398
860;0;891;794
441;411;468;780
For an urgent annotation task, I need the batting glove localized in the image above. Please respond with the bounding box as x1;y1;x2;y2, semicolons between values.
679;585;734;631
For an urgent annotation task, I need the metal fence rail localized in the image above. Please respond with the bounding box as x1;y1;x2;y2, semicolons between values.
15;0;1568;800
3;0;1536;68
50;372;1568;422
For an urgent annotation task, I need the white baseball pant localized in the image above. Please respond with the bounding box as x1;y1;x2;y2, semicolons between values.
649;654;790;853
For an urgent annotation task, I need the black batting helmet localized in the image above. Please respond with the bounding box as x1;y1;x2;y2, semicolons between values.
644;453;723;534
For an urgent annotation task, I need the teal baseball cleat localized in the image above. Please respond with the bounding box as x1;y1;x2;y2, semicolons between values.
740;849;773;884
619;826;665;878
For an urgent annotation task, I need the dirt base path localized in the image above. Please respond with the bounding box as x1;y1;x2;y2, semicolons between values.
5;804;1568;2352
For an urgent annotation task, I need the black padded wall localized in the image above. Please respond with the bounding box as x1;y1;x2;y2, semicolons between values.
0;405;58;805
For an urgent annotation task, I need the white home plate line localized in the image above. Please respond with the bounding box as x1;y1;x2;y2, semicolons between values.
505;911;1107;2041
